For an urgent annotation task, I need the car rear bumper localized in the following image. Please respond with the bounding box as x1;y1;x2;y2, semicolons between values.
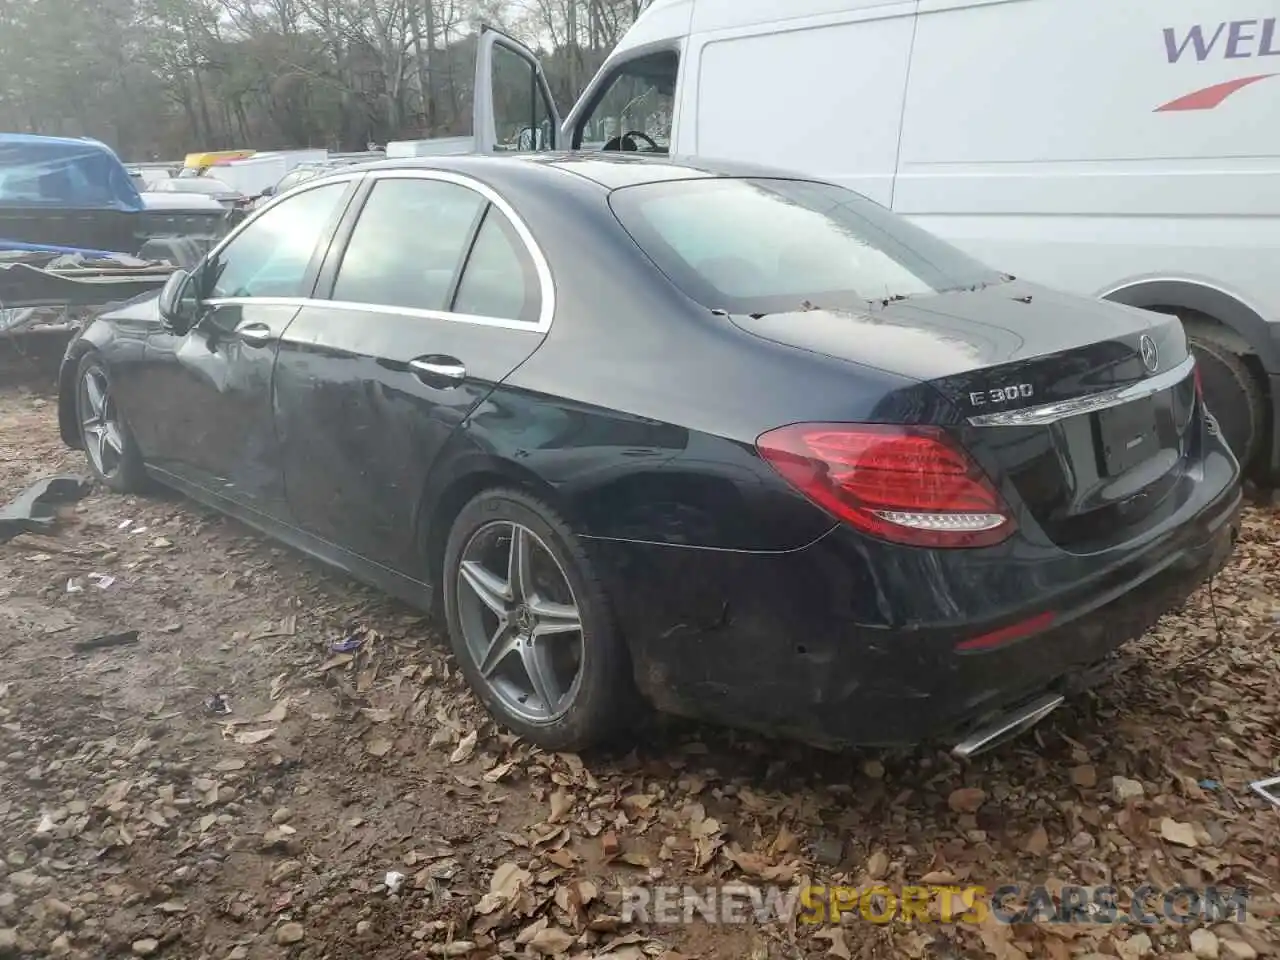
589;449;1242;748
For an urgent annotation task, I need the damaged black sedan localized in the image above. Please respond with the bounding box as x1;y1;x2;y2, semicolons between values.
57;155;1242;755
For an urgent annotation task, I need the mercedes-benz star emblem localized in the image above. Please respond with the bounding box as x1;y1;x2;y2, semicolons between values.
1139;334;1159;374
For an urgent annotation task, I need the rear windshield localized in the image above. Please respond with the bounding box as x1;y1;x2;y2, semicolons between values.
608;177;1005;314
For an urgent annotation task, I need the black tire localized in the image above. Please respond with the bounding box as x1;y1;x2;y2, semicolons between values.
74;352;150;494
442;487;637;751
1189;334;1265;469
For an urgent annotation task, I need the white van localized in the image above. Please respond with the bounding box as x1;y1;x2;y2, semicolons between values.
466;0;1280;475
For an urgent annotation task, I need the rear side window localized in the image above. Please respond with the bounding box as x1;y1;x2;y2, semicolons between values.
333;178;485;312
453;208;541;324
608;178;1004;314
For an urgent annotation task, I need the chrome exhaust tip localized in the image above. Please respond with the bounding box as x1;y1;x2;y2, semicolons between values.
951;692;1065;760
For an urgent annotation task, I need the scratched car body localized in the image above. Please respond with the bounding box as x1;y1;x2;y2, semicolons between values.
57;154;1242;755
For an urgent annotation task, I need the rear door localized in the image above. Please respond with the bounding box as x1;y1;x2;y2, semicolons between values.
272;169;552;575
474;29;563;153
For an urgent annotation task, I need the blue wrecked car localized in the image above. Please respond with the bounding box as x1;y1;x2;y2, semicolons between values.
0;135;226;328
0;133;224;263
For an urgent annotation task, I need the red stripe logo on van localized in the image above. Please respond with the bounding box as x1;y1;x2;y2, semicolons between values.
1155;73;1278;111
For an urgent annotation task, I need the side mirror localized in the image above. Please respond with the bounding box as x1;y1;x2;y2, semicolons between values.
158;269;196;334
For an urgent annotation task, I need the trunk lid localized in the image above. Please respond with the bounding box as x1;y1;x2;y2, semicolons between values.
729;281;1202;550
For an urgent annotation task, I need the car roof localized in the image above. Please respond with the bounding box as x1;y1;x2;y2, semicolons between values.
0;133;117;155
324;152;821;193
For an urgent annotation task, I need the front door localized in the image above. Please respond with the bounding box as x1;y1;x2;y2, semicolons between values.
272;170;551;575
136;178;357;517
474;30;562;153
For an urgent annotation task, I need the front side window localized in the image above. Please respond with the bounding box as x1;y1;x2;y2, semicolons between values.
205;181;348;299
576;52;678;153
453;208;540;324
609;178;1006;314
332;178;486;312
491;43;556;152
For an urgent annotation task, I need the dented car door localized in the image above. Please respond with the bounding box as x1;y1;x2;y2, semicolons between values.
136;178;358;518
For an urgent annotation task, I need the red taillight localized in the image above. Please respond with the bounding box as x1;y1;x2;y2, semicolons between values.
755;423;1015;548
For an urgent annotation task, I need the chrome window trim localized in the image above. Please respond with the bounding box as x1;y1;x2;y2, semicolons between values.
200;168;556;333
202;296;547;334
967;355;1196;427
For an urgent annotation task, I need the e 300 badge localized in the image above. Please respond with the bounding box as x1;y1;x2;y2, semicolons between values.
969;383;1035;407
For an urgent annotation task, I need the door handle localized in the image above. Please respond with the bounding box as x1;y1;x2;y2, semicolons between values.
408;357;466;385
235;321;275;347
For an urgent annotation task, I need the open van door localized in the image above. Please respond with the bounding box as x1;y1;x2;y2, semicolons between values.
473;28;562;153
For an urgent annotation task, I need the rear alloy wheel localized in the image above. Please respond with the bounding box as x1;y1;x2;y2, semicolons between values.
442;489;635;751
1188;334;1265;470
76;354;148;493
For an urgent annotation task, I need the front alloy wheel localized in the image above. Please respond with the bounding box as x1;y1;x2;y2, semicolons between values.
79;366;126;481
75;354;148;493
456;521;584;722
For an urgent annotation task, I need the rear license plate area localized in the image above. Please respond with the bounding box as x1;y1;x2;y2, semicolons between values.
1096;396;1162;476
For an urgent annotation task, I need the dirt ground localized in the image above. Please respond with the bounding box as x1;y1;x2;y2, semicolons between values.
0;339;1277;960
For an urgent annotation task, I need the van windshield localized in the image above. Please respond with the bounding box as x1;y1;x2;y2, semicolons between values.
608;177;1005;314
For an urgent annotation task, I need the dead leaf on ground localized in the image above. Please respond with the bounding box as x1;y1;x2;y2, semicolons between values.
484;761;515;783
549;788;573;823
491;862;531;899
317;654;353;672
1159;818;1198;848
725;846;797;883
813;927;852;960
948;787;987;813
865;850;890;880
450;730;478;763
232;727;276;745
365;737;393;758
771;823;798;855
527;926;576;955
601;831;620;860
1025;825;1049;856
257;699;289;724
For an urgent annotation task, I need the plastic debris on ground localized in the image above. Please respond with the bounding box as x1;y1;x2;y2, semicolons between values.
72;630;140;653
0;475;92;543
330;632;366;654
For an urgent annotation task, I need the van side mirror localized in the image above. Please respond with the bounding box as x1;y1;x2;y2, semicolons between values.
158;269;196;334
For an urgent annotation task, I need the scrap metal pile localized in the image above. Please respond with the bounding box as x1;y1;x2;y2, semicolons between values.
0;249;175;334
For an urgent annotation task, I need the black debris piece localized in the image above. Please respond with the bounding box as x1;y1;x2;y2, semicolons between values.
0;474;93;543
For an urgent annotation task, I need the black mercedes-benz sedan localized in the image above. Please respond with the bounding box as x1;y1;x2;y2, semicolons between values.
57;154;1242;756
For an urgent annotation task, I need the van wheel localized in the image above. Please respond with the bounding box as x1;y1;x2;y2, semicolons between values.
1188;334;1264;468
